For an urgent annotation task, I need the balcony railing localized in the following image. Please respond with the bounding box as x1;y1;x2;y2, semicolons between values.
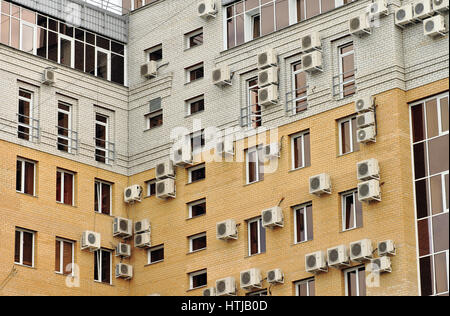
56;126;79;154
16;114;40;142
286;85;309;116
333;69;357;99
240;103;262;129
94;137;115;164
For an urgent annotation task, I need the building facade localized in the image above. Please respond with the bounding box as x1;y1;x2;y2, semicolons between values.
0;0;448;296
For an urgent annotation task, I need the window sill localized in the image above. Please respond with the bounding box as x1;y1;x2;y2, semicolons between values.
185;110;205;118
186;179;206;185
94;212;114;218
144;125;163;132
292;240;312;247
244;180;264;187
184;44;203;53
340;227;362;233
244;252;266;259
16;191;37;198
184;78;204;86
94;280;114;287
186;214;206;221
289;165;310;173
14;263;35;269
145;260;164;267
186;285;207;292
337;150;359;158
187;248;207;255
56;202;77;208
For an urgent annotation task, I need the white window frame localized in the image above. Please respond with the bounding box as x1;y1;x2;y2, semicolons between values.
188;199;206;219
94;248;112;285
58;34;75;68
245;78;261;129
20;19;37;54
295;278;315;296
95;114;109;164
146;179;156;197
293;203;313;244
95;47;111;81
246;146;264;184
94;179;112;216
290;61;307;115
16;157;36;196
344;266;366;296
55;238;75;276
189;232;207;253
145;44;163;62
185;28;203;49
189;269;207;290
57;102;72;153
186;95;205;116
188;164;206;184
290;131;309;171
337;42;355;99
18;89;33;141
247;217;265;256
56;169;75;206
14;228;35;268
341;189;360;232
145;110;163;130
186;63;204;83
147;245;164;265
338;115;357;155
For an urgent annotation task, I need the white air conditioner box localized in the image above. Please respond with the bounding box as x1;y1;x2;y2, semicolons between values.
124;185;143;203
368;0;389;17
357;126;377;144
134;232;151;248
258;85;279;106
172;144;193;166
309;173;331;196
81;231;100;251
43;69;56;85
113;217;133;239
356;112;376;129
305;251;328;273
156;161;175;180
261;206;284;228
266;268;284;284
357;158;380;181
350;239;373;262
301;31;321;52
240;268;262;290
115;243;131;258
302;51;323;73
413;0;434;20
423;15;446;36
258;67;278;88
327;245;350;268
215;277;236;296
198;0;217;19
355;96;374;113
141;61;157;78
115;263;133;279
395;4;414;26
156;178;176;199
257;49;278;69
216;219;238;240
368;256;392;273
378;240;396;256
263;142;280;160
134;219;151;234
349;14;372;36
203;287;216;296
358;179;381;202
216;138;235;156
212;66;232;86
432;0;449;12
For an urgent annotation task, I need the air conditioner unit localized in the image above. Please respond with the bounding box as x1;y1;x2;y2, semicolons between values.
266;269;284;284
124;185;143;203
156;178;176;199
258;85;278;106
172;144;193;166
216;139;235;156
414;0;434;20
134;232;151;248
355;96;374;113
368;0;389;17
257;49;278;69
215;277;236;296
301;32;321;52
258;67;278;88
368;256;392;273
356;112;376;129
432;0;449;12
43;69;56;85
349;14;372;36
357;126;376;144
309;173;331;196
358;179;381;202
115;263;133;279
212;66;232;86
240;268;262;290
357;158;380;181
156;161;175;180
81;231;101;251
134;219;151;234
113;217;133;239
203;287;216;296
305;251;328;273
395;4;414;26
423;15;446;37
350;239;373;262
115;243;131;258
216;219;238;240
261;206;284;228
198;0;217;19
327;245;350;268
263;142;280;160
141;61;157;78
378;240;396;256
302;51;323;73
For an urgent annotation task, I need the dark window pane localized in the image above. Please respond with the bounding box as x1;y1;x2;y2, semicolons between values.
434;252;448;294
189;32;203;47
16;160;22;191
97;51;108;79
48;31;58;62
411;103;425;142
111;54;124;85
276;0;290;30
101;251;111;283
347;270;357;296
55;240;61;272
63;241;73;275
59;22;73;37
413;142;428;179
96;36;110;50
37;15;47;28
227;18;235;49
250;221;258;255
24;161;34;195
341;120;351;154
75;41;84;71
191;202;206;217
151;247;164;262
430;175;443;215
149;47;162;61
428;135;449;176
63;173;73;205
94;182;99;213
296;208;305;242
22;231;33;266
432;213;449;253
85;45;95;75
75;29;84;41
190;99;205;114
418;218;432;256
101;183;111;215
298;282;307;296
415;179;430;219
252;15;261;38
56;171;62;202
192;236;206;251
86;32;95;45
358;268;366;296
111;41;124;54
48;19;57;31
308;279;315;296
192;272;207;288
420;256;434;296
14;231;20;263
149;113;163;129
37;28;47;58
191;167;205;182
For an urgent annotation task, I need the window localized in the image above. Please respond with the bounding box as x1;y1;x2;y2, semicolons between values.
342;189;363;231
248;217;266;256
186;63;204;83
14;228;35;267
242;78;262;128
246;146;264;184
147;245;164;265
246;289;268;296
190;130;206;154
16;158;35;196
335;42;356;98
96;48;110;80
94;249;112;284
291;130;311;170
56;169;74;206
59;34;74;67
185;28;203;49
146;44;162;62
146;179;156;197
295;278;315;296
55;238;74;275
145;110;163;129
95;180;112;216
345;266;366;296
189;233;207;253
189;269;207;290
186;95;205;116
57;102;73;153
289;62;308;114
410;93;449;296
294;203;313;243
188;199;206;218
188;164;206;183
95;114;109;163
339;116;359;155
18;89;33;141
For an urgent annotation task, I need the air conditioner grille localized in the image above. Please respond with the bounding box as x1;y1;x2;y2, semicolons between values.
352;243;362;257
329;249;339;263
350;17;360;30
425;20;435;32
218;223;227;236
136;235;142;245
359;163;369;176
125;188;132;198
415;3;424;14
263;210;272;223
141;64;148;76
356;99;365;110
204;289;211;296
259;89;268;101
258;53;268;66
217;281;226;293
310;177;321;190
47;71;54;80
372;259;381;270
379;242;387;253
396;9;406;20
157;182;165;194
357;115;366;126
358;130;367;141
135;222;142;232
88;233;96;244
157;164;165;175
307;255;317;268
119;220;128;231
268;271;275;281
198;3;206;14
213;69;221;82
435;0;443;5
303;55;312;68
302;36;311;49
121;265;128;274
359;183;370;197
241;272;251;285
121;244;128;253
259;71;268;83
370;3;378;14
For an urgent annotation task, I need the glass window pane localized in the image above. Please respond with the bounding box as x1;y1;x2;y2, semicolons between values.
55;240;61;272
321;0;335;12
15;231;20;263
56;171;62;202
275;0;290;30
412;103;426;142
1;15;10;45
48;31;58;62
308;279;315;296
418;218;432;256
111;54;124;85
97;51;108;79
306;205;313;241
227;18;235;49
250;221;258;255
304;133;311;167
341;120;351;154
297;0;305;21
358;268;366;296
85;45;95;75
351;117;360;151
440;97;449;133
296;208;305;242
426;98;439;138
63;241;73;275
75;41;84;71
16;160;22;191
101;183;111;215
236;15;245;45
101;251;110;283
433;213;449;253
428;135;449;176
413;142;428;179
293;136;303;169
298;282;307;296
261;4;274;36
416;179;430;219
21;24;34;54
347;270;357;296
64;173;73;205
22;232;33;266
305;0;320;18
11;17;19;49
434;252;448;294
420;256;434;296
22;9;36;24
246;0;259;11
37;28;47;58
430;175;443;215
24;161;34;195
